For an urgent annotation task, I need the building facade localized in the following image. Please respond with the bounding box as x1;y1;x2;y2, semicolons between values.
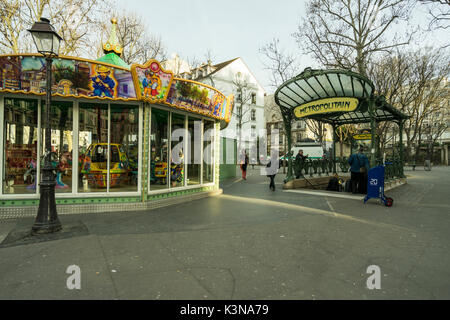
176;58;267;161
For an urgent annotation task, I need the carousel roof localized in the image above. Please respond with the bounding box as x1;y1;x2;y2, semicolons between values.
96;52;129;69
96;18;129;69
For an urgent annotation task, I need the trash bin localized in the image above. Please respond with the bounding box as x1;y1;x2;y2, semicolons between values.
364;165;393;206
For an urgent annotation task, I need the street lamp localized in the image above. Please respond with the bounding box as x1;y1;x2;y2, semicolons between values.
28;18;63;234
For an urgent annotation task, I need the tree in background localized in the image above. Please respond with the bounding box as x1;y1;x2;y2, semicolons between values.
293;0;416;76
420;0;450;30
95;11;166;64
0;0;167;63
259;38;300;161
335;125;357;158
419;0;450;48
368;48;450;162
367;51;415;156
0;0;111;56
232;72;254;156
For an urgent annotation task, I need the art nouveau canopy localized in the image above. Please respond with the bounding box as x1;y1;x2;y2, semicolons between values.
274;68;409;125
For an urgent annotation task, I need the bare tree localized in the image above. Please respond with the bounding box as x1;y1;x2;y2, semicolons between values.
293;0;416;76
426;104;450;161
390;48;450;162
367;51;416;155
419;0;450;30
260;38;300;89
335;124;357;158
0;0;112;56
259;38;301;159
232;73;254;154
96;11;166;65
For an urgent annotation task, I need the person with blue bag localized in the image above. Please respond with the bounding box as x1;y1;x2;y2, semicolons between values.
348;146;370;194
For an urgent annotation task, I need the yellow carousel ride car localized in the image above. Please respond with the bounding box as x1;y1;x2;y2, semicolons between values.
81;143;130;188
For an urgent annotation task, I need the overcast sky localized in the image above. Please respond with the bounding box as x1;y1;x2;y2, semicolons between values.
117;0;448;94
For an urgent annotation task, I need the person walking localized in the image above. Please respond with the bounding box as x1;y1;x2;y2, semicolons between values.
295;149;308;179
348;146;370;194
240;150;249;180
266;157;278;191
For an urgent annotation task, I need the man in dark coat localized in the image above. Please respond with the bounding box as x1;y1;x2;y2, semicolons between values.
295;149;308;179
348;146;370;194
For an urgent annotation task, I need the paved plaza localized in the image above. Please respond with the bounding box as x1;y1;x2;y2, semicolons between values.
0;166;449;299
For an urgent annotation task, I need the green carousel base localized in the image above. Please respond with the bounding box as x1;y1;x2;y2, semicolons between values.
0;187;222;220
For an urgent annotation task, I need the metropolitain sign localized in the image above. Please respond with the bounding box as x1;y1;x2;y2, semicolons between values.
294;97;359;119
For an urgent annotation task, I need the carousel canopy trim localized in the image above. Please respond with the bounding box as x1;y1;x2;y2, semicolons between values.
0;54;233;123
275;68;409;125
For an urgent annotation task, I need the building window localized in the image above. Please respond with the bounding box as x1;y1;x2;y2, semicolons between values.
251;109;256;121
251;125;256;137
251;93;256;104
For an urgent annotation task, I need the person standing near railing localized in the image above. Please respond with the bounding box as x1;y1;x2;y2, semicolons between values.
295;149;308;179
348;146;370;194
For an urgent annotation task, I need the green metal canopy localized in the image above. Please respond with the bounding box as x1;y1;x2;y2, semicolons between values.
274;68;409;125
274;68;410;182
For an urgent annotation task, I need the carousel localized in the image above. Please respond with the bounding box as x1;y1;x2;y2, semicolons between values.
0;18;234;215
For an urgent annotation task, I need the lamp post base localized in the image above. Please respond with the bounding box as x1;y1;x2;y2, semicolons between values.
32;177;62;235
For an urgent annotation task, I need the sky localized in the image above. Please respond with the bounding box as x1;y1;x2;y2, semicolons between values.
117;0;448;94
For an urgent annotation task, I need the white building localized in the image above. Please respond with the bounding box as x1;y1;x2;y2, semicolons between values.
165;57;267;158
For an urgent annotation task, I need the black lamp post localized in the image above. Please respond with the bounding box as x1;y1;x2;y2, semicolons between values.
28;18;63;234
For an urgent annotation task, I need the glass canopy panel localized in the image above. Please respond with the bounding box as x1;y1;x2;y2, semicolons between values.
308;76;327;99
340;74;353;96
281;85;305;105
278;99;294;109
278;91;297;107
286;84;308;104
327;74;344;96
353;78;364;97
316;74;335;97
296;79;317;101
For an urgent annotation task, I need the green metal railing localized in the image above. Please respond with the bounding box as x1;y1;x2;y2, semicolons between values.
291;157;405;180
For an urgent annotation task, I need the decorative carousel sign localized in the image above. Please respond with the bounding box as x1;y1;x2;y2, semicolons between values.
131;59;174;103
0;54;233;123
294;97;359;119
